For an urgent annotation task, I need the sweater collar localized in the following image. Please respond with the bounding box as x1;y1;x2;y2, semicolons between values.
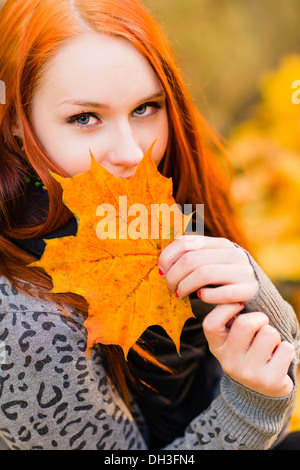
10;216;78;259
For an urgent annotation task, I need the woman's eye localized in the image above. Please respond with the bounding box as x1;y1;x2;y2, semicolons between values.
134;105;148;115
66;112;101;129
133;101;163;118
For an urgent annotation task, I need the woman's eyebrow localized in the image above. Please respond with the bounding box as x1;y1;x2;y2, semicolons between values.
58;91;165;109
134;91;165;105
59;99;109;108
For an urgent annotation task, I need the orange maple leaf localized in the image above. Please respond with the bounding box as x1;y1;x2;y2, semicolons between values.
30;144;194;358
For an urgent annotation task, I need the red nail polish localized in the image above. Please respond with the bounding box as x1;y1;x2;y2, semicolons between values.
159;268;164;277
197;290;202;299
175;290;179;298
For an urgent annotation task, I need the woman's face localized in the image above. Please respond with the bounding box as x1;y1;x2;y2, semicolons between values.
30;32;169;178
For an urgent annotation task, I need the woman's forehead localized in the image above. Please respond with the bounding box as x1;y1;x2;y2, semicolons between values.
34;31;162;108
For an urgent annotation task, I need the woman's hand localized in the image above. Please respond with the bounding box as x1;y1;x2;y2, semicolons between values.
202;303;295;397
158;235;295;397
158;235;259;303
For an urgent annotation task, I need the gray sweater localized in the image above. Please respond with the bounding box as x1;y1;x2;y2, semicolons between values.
0;252;298;450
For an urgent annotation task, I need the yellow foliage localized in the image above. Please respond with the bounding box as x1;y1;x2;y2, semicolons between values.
259;56;300;151
291;379;300;432
229;55;300;281
228;55;300;432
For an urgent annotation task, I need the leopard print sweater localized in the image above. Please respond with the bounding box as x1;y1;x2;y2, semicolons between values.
0;253;299;450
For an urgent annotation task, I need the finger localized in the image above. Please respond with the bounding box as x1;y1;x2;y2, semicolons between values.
169;248;248;276
158;235;233;275
265;342;295;397
173;263;255;297
225;311;270;355
248;324;281;363
268;341;295;373
202;303;245;350
177;235;234;250
199;282;259;304
158;235;205;276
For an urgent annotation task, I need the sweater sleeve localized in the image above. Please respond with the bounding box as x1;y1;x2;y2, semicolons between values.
163;251;299;450
0;259;298;450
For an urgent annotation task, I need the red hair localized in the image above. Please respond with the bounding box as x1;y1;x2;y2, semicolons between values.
0;0;248;402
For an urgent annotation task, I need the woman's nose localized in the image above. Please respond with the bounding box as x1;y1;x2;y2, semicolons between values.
104;122;144;175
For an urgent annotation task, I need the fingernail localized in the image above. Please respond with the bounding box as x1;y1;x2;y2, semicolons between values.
159;267;164;277
197;290;202;299
175;290;179;298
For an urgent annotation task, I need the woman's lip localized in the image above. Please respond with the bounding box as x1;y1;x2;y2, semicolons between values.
118;174;135;179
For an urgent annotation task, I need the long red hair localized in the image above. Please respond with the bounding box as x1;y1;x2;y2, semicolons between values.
0;0;248;403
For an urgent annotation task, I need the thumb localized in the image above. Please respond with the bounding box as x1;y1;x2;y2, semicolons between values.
203;303;245;350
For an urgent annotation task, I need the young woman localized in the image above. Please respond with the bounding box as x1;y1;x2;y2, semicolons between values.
0;0;299;450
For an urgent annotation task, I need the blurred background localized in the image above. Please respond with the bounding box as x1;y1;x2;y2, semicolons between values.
144;0;300;429
1;0;300;422
143;0;300;307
